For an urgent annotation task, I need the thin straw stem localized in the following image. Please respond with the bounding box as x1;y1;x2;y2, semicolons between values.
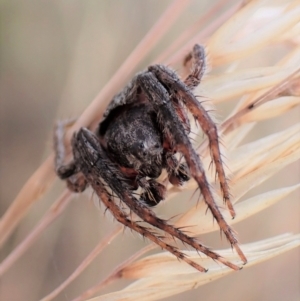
40;225;123;301
222;67;300;133
0;155;56;248
0;190;72;276
72;244;155;301
164;0;243;66
156;0;232;63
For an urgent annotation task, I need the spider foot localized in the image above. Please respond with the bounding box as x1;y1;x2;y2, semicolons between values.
233;242;248;265
224;195;236;219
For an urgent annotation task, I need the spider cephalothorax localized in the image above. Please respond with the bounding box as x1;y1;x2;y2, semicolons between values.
54;44;247;272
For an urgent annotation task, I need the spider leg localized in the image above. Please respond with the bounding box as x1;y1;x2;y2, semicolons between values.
73;128;242;271
74;161;207;272
149;59;235;219
184;44;206;90
137;72;247;264
54;120;88;192
101;73;140;120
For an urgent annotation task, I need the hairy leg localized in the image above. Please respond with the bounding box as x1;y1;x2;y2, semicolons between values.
73;128;241;271
54;120;88;192
101;73;141;120
137;72;246;264
149;57;235;219
184;44;206;90
76;160;207;272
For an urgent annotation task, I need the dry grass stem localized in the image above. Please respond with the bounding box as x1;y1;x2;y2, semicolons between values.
0;155;56;247
70;245;155;301
208;0;300;65
156;0;232;63
165;0;243;66
121;233;300;279
0;190;72;276
40;225;123;301
86;235;299;301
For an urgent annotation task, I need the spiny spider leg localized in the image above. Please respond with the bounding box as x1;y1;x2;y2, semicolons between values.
54;120;88;192
72;139;208;272
184;44;206;90
137;72;247;264
73;128;241;271
149;48;235;219
54;120;77;177
102;74;140;120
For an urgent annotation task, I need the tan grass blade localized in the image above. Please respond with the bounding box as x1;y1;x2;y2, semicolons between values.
165;0;243;66
176;179;299;235
176;184;299;235
241;96;300;122
208;0;267;51
229;123;300;172
220;69;300;137
224;122;256;150
86;234;300;301
209;1;300;65
156;0;232;63
202;66;299;103
223;46;300;119
232;144;300;199
232;184;300;223
232;131;300;184
122;233;300;278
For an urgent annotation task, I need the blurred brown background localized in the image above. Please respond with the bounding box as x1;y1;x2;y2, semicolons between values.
0;1;299;301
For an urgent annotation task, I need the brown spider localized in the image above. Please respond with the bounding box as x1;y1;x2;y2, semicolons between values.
54;44;247;272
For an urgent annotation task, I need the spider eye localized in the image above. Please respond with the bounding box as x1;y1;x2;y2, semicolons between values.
154;143;160;149
139;143;144;149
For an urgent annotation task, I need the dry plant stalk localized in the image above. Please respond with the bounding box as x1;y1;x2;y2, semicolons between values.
0;1;299;301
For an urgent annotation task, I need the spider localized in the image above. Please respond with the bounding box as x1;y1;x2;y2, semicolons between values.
54;44;247;272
